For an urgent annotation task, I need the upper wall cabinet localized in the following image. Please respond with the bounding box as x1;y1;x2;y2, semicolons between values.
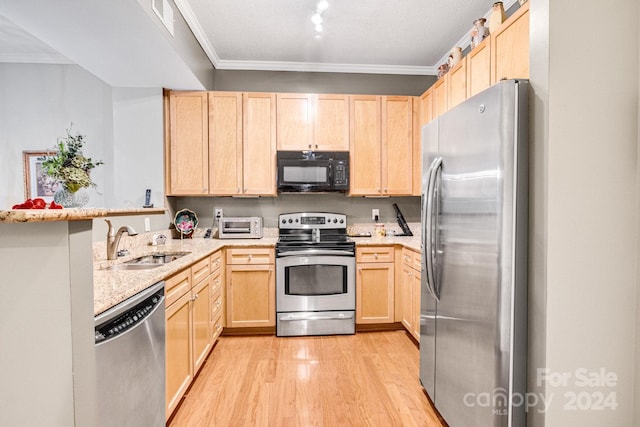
166;91;276;197
350;95;413;196
208;92;243;196
242;93;277;196
166;91;209;196
418;2;529;125
491;2;529;84
209;91;277;196
276;93;349;151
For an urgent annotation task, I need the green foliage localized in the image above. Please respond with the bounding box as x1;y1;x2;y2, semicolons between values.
40;125;103;192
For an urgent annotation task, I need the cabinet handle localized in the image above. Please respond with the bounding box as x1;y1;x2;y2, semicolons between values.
248;254;253;260
244;187;248;192
383;188;387;193
315;144;318;149
374;253;378;259
237;187;240;193
308;144;312;149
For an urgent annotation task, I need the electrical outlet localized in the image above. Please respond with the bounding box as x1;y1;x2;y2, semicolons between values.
372;209;379;221
215;208;223;219
144;217;151;232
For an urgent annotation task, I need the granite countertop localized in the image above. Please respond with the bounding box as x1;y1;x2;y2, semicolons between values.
94;223;422;316
0;207;166;223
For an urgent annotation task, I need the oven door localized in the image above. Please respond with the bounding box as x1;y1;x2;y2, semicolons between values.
276;253;355;312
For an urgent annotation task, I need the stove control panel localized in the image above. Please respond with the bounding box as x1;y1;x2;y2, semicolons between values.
279;212;346;229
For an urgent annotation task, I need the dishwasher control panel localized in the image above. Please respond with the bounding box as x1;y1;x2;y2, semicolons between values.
95;290;163;343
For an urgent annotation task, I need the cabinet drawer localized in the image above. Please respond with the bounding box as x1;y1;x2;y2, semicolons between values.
356;246;394;263
210;250;223;274
165;269;191;306
412;251;422;271
191;256;211;284
211;292;223;322
226;247;274;265
212;313;224;341
401;248;414;268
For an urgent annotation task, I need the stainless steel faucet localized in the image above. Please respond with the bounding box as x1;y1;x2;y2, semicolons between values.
105;219;138;260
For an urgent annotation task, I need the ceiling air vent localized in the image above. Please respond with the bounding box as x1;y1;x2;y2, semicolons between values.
151;0;175;36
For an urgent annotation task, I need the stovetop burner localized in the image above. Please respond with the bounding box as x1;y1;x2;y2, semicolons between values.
276;212;353;252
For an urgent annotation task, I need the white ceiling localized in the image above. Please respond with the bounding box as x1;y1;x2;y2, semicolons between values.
0;0;518;85
176;0;516;75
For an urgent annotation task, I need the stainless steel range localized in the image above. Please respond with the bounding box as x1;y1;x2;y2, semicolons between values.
276;212;355;337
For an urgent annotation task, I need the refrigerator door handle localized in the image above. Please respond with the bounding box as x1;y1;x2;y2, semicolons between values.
425;157;442;301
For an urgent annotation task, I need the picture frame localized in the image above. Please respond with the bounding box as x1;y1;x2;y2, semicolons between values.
23;150;60;202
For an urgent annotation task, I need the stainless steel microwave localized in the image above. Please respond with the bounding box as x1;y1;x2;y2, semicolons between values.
276;151;349;192
218;216;263;239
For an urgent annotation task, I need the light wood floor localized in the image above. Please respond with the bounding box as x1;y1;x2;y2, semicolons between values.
168;330;445;427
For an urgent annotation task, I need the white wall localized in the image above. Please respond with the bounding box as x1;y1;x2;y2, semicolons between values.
529;1;639;425
0;63;111;209
0;63;167;217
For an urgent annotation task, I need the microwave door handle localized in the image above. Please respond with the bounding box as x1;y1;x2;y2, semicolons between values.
328;163;334;186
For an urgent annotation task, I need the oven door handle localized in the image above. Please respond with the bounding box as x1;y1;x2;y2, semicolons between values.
276;249;355;257
279;313;354;321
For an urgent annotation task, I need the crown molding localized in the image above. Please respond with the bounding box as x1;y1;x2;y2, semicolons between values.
215;59;437;75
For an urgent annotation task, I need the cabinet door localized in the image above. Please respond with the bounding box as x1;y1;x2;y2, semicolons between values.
419;87;433;127
447;57;467;109
467;37;492;98
192;276;212;373
412;97;422;196
349;95;381;196
382;96;413;195
243;93;276;196
314;94;349;151
356;262;395;324
491;2;529;84
400;264;414;332
167;91;209;195
412;268;421;342
226;264;275;328
432;77;448;118
166;291;192;419
209;92;243;195
276;93;312;150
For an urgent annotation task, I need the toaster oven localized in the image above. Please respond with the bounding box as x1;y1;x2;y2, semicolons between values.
218;216;263;239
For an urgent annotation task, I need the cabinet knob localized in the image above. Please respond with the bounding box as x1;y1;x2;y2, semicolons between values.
244;187;248;192
237;188;240;193
203;188;207;193
374;253;378;259
248;254;253;260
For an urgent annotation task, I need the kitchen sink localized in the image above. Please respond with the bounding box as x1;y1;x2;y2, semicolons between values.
104;252;190;271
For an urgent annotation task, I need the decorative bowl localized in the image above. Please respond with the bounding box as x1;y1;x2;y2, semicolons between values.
173;209;198;237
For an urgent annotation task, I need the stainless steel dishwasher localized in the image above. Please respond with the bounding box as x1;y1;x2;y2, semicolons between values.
94;281;165;426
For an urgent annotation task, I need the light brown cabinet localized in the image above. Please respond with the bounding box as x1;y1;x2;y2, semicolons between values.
225;247;275;328
208;92;243;195
356;246;395;324
400;248;421;342
242;93;277;196
447;57;468;109
276;93;349;151
166;91;209;195
466;36;492;98
350;96;413;196
165;251;223;420
491;2;529;84
432;77;448;118
167;91;276;197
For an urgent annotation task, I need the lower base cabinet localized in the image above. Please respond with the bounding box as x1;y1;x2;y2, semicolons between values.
400;248;421;342
165;250;223;420
225;247;275;329
356;246;395;324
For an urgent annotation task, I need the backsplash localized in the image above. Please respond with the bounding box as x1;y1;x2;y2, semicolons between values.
172;194;421;229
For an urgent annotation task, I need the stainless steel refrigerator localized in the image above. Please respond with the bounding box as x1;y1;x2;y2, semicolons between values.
420;79;528;427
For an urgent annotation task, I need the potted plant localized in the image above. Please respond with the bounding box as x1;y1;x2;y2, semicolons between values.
40;125;103;207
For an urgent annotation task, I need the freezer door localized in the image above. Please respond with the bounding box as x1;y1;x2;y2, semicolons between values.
431;80;526;427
